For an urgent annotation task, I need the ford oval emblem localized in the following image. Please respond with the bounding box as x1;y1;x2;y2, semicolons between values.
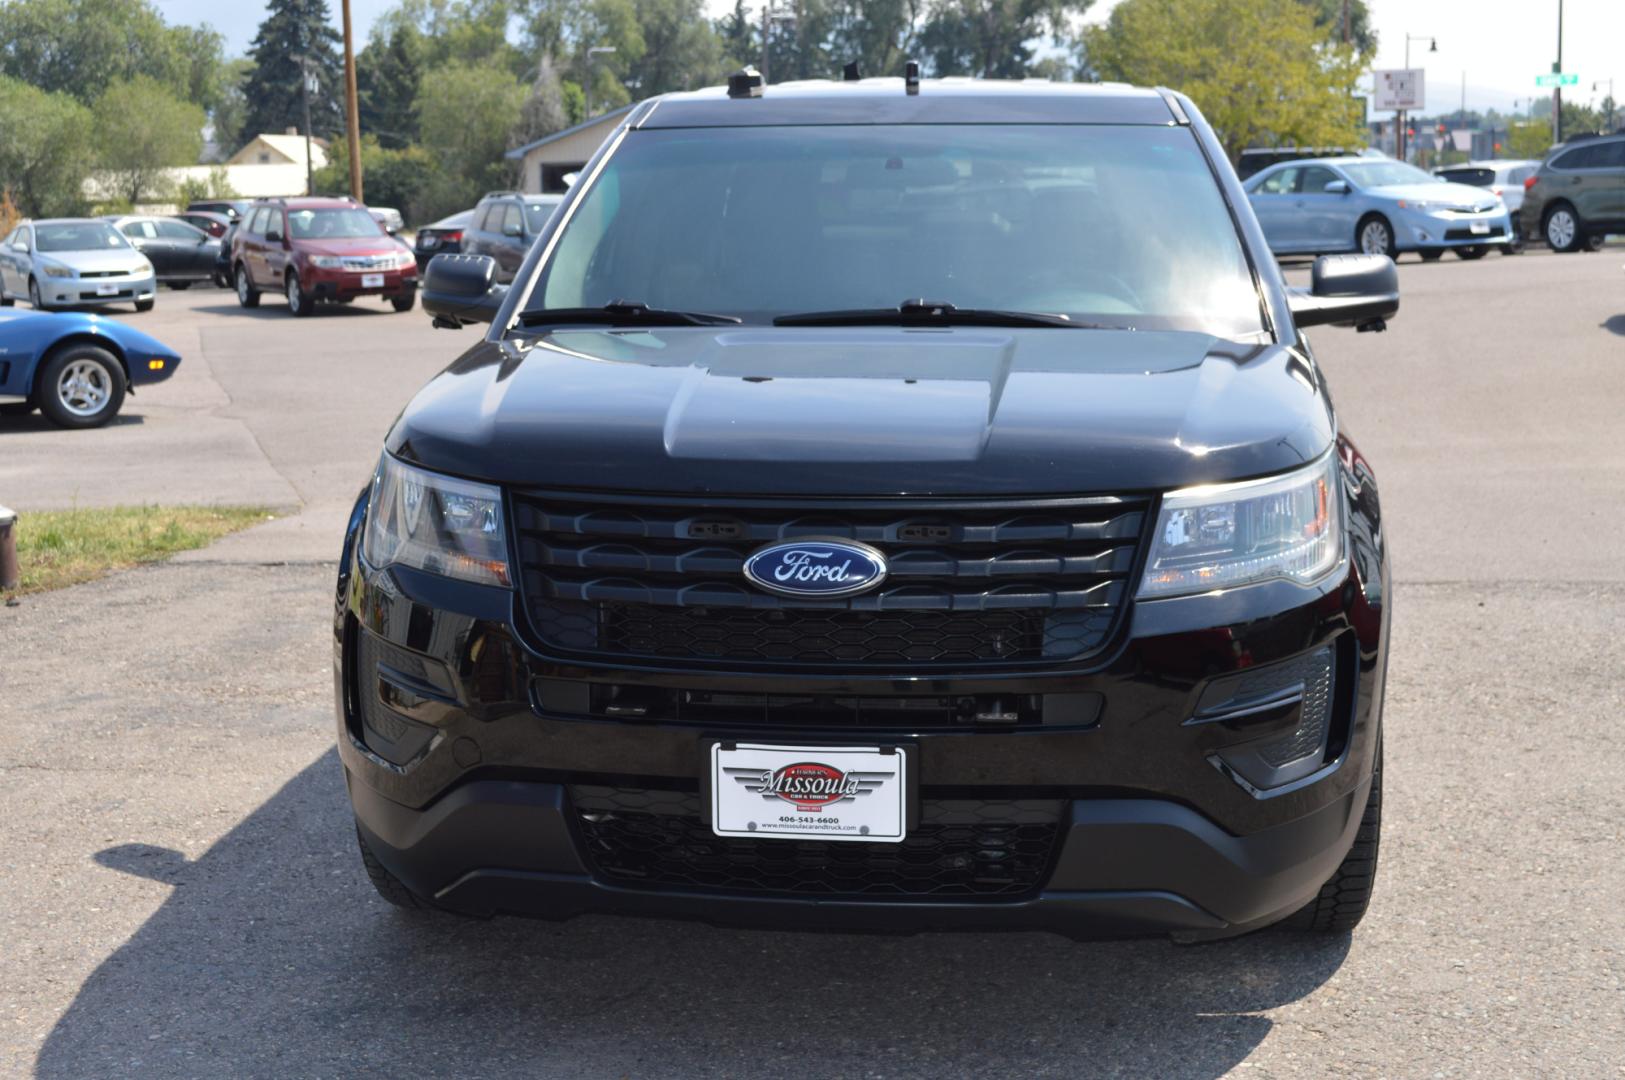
742;538;889;599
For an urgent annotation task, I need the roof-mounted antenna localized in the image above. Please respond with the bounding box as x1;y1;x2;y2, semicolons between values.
904;60;920;96
843;61;862;81
728;66;765;99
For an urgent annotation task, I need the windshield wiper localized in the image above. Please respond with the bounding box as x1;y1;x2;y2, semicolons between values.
519;300;743;328
774;299;1106;330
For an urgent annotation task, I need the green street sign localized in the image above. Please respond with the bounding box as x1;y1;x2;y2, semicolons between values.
1536;73;1578;87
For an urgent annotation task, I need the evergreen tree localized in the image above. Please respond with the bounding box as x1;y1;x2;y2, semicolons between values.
237;0;345;146
358;21;425;149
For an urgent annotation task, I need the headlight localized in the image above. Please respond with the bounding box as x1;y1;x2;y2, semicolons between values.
363;454;510;587
393;250;415;269
309;255;343;268
42;262;74;278
1399;199;1438;212
1137;454;1341;600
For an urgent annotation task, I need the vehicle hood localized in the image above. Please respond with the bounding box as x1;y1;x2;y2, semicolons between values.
39;248;150;274
387;327;1333;497
295;237;402;257
1367;181;1502;209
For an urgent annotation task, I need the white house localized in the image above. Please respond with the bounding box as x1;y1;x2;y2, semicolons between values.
505;105;635;194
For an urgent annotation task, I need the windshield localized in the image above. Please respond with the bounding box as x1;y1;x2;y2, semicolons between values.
287;208;383;240
523;200;562;232
528;125;1263;336
1340;161;1440;188
35;222;131;253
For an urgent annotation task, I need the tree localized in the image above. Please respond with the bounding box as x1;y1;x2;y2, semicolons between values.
514;52;572;147
175;167;240;209
919;0;1092;79
623;0;724;97
828;0;921;79
358;21;426;148
1299;0;1375;56
0;76;95;217
238;0;345;146
92;76;206;205
0;0;226;109
314;136;434;218
1085;0;1366;160
415;57;526;217
207;59;256;161
1507;120;1554;160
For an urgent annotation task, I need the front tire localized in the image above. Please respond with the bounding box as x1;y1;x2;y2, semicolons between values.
0;278;12;306
1281;736;1382;933
1544;204;1582;252
286;272;313;317
1456;245;1488;260
235;263;260;307
390;290;416;313
356;826;425;910
1356;215;1394;257
1418;248;1443;262
37;344;126;429
28;276;43;309
134;299;154;312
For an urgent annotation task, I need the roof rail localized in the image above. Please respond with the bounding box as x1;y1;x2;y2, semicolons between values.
482;190;523;199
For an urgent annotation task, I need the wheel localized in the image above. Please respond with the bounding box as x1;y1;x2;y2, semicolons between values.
0;278;12;306
37;344;125;429
1356;215;1393;256
355;825;424;910
390;290;416;313
134;299;154;312
1281;735;1382;933
1417;249;1443;262
235;263;260;307
28;276;43;308
169;281;192;290
1583;232;1605;252
1544;204;1582;252
1456;245;1488;260
285;272;313;317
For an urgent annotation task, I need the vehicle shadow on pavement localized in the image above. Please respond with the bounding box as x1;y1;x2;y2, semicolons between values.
1602;314;1625;336
38;751;1350;1078
0;413;145;435
191;302;397;321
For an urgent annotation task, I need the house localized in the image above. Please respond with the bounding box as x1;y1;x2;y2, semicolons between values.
505;105;636;194
228;130;329;173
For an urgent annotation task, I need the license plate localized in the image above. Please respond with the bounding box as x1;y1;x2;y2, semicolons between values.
1469;221;1489;235
711;743;907;842
361;273;385;288
96;283;118;296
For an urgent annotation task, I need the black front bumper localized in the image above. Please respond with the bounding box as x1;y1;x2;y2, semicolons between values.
334;446;1390;940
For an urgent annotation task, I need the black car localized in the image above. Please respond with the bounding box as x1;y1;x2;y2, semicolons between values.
345;75;1397;941
412;209;474;271
460;191;563;281
187;199;253;223
104;215;220;288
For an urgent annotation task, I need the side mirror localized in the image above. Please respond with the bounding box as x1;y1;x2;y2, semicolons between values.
1323;180;1350;195
1288;254;1399;333
502;221;523;238
12;242;28;253
422;253;508;328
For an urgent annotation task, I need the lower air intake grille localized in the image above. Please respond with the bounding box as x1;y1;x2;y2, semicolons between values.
570;786;1065;899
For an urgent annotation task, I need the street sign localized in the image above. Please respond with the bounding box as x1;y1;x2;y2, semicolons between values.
1536;73;1578;87
1374;68;1425;111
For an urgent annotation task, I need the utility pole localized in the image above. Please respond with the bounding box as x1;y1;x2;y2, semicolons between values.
1341;0;1349;45
342;0;363;202
299;55;314;196
585;46;616;118
1400;34;1437;164
1553;0;1563;145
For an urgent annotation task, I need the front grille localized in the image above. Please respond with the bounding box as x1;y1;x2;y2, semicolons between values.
339;254;396;270
77;270;128;279
513;493;1147;669
571;786;1065;899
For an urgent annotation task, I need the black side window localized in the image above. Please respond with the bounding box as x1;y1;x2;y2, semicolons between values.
1597;140;1625;168
1554;146;1595;169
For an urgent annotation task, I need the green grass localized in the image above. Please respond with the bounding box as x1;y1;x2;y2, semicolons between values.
7;505;272;595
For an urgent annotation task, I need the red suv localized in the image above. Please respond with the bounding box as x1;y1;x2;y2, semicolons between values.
231;197;417;317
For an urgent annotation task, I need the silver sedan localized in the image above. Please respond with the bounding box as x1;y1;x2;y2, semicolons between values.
0;219;158;312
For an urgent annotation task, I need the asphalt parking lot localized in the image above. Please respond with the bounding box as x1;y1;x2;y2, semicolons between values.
3;250;1624;1077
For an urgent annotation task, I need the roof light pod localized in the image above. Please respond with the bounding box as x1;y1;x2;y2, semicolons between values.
728;67;764;99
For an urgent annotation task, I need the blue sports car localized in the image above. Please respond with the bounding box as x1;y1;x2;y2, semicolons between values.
0;308;181;428
1245;157;1513;260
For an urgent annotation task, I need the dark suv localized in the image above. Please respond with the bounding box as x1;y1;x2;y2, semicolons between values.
1521;133;1625;251
460;191;564;281
231;197;418;316
342;76;1397;941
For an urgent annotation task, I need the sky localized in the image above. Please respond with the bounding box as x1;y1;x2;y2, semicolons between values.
156;0;1623;118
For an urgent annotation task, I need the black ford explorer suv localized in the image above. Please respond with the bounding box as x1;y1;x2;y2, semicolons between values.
337;74;1397;941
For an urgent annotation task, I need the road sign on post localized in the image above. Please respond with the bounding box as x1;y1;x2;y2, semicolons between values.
1535;73;1578;87
1374;68;1426;110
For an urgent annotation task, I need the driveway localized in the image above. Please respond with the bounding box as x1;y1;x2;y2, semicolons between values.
3;253;1625;1076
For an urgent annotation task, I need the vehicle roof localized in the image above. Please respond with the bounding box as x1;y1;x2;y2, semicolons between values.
22;217;115;227
638;77;1180;128
1444;159;1539;169
425;210;475;230
251;196;359;209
